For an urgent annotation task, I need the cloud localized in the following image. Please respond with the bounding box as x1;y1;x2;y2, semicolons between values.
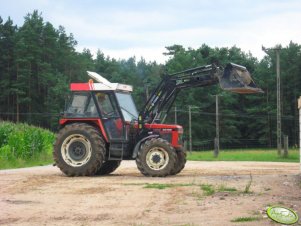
1;0;301;63
77;44;168;63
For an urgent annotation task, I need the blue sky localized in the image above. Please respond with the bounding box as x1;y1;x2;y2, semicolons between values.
1;0;301;62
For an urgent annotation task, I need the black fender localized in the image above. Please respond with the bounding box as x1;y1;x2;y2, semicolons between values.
132;134;159;159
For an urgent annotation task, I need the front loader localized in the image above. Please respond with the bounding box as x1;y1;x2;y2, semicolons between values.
53;63;262;177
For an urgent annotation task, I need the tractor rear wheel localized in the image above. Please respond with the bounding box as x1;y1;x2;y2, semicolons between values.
136;138;176;177
170;151;187;175
53;123;105;176
95;160;121;175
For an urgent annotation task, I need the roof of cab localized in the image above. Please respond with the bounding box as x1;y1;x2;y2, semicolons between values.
70;71;133;92
70;82;133;92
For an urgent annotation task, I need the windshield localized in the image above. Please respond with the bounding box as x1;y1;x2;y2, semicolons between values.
116;92;138;121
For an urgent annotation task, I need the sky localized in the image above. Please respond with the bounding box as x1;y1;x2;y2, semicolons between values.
1;0;301;63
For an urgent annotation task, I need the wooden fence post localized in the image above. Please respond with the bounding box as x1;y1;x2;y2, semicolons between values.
214;137;219;158
283;135;288;158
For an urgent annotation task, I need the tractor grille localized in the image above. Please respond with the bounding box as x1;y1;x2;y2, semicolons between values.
159;133;172;143
178;133;183;146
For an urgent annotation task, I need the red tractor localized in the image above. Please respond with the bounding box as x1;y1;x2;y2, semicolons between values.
53;63;262;177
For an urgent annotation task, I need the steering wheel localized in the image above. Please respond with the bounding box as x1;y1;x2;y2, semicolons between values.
106;111;116;117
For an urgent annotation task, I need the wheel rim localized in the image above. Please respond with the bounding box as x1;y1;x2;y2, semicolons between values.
146;147;169;170
61;134;92;167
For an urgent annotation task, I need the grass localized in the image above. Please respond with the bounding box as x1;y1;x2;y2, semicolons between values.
244;174;253;193
218;185;237;192
0;121;55;170
2;149;298;171
187;149;299;162
0;152;53;170
1;121;299;170
143;183;194;189
142;182;241;196
200;184;215;196
231;216;260;222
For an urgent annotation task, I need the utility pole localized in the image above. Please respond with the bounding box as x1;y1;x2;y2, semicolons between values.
214;95;220;157
262;46;282;155
275;49;281;155
189;105;192;152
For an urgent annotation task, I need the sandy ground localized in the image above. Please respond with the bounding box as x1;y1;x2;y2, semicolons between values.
0;161;301;226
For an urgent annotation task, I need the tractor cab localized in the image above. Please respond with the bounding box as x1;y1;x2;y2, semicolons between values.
61;73;136;141
63;87;138;141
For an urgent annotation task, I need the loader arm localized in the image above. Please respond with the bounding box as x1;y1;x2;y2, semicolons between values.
138;63;262;129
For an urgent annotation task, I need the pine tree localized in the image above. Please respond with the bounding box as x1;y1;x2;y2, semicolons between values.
0;17;17;121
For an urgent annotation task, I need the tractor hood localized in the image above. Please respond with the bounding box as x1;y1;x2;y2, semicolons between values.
218;63;263;94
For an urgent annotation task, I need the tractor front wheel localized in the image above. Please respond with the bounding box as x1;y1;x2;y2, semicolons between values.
53;123;105;176
170;151;187;175
136;138;176;177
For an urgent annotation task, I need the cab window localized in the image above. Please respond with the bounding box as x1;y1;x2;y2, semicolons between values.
65;92;98;118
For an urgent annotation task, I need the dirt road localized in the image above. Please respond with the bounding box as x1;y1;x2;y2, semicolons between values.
0;161;300;226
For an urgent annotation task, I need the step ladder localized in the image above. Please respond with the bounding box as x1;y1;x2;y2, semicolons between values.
108;140;127;160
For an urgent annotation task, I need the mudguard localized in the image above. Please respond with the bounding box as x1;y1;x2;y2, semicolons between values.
132;134;159;158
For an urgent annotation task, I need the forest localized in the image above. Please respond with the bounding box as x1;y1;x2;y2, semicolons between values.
0;11;300;149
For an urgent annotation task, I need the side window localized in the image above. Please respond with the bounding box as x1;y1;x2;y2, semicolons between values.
95;92;119;118
66;92;98;117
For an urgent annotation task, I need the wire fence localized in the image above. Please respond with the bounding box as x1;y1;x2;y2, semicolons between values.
167;106;300;150
190;138;278;151
0;107;300;151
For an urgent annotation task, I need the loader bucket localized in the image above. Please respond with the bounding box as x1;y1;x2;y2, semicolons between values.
219;63;263;94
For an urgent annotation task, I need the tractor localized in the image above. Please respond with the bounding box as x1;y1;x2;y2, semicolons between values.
53;63;262;177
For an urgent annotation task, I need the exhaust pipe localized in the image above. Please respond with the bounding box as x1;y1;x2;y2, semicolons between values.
219;63;263;94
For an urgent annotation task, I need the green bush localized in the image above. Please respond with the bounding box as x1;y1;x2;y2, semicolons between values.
0;145;12;159
0;121;55;160
0;121;15;145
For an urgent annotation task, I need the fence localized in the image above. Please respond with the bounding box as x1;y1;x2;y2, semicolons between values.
166;106;299;151
0;105;299;151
